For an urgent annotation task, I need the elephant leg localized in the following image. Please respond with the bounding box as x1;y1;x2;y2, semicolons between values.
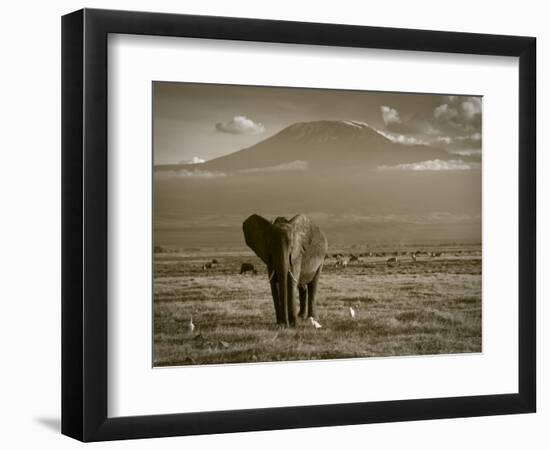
287;274;297;326
269;276;282;324
298;286;308;319
307;268;321;319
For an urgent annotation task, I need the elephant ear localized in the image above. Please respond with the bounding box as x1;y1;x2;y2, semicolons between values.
289;214;327;268
242;214;271;265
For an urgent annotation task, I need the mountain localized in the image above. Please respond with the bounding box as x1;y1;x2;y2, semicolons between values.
153;120;481;248
155;120;471;173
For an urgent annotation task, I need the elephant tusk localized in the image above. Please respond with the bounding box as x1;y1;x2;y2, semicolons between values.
268;269;298;284
288;270;298;285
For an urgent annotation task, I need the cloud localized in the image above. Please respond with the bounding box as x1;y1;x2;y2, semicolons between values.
215;115;265;135
425;125;442;136
170;169;227;178
380;106;401;126
157;160;309;179
376;129;428;146
178;156;205;164
374;96;482;152
374;116;481;152
452;132;482;149
461;97;482;120
434;104;459;121
456;132;481;141
239;160;309;174
380;106;421;134
433;96;482;132
377;159;480;172
448;149;482;157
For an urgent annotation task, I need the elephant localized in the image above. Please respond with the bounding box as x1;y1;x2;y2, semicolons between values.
242;214;328;327
240;262;258;275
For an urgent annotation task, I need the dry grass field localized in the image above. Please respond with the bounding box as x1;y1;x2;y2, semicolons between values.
153;245;481;367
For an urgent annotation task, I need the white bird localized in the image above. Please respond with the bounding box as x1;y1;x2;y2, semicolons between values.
349;306;356;319
309;317;322;329
188;317;195;333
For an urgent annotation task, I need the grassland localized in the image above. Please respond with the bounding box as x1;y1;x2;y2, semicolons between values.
153;245;481;366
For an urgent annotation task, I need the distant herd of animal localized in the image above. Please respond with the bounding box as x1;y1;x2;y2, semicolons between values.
330;250;446;267
198;249;450;273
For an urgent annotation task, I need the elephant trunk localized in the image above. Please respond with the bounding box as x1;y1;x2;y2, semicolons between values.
274;252;290;326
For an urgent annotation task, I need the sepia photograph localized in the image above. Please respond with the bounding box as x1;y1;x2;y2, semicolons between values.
153;82;482;367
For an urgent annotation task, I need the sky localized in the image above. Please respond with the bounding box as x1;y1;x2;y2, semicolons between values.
152;82;482;165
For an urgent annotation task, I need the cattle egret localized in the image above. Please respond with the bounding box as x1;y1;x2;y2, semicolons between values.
349;306;356;319
188;317;195;333
309;317;322;329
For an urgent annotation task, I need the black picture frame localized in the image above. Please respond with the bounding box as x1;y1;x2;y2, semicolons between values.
61;8;536;442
